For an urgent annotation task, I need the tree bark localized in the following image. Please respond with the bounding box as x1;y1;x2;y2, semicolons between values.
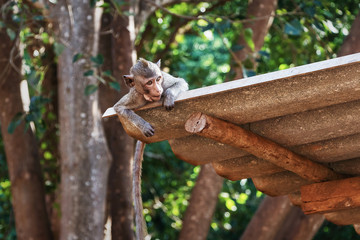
0;9;52;239
99;4;137;239
338;12;360;57
50;1;112;239
234;0;277;78
274;206;324;240
240;196;293;240
178;164;223;240
241;196;323;240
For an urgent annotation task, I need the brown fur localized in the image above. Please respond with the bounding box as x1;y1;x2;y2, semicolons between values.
113;58;188;137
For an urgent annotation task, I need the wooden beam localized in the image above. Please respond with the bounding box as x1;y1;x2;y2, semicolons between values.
185;112;343;183
301;176;360;214
212;155;283;180
324;207;360;225
252;171;311;196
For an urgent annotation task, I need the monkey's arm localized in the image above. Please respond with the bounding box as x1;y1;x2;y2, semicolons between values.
113;88;155;137
161;71;189;110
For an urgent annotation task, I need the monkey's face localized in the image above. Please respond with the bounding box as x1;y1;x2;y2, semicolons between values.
138;74;164;102
123;58;164;102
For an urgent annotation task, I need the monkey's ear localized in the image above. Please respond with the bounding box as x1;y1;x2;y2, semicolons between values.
123;75;135;87
156;59;161;68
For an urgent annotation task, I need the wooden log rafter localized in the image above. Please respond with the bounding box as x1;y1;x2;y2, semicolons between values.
184;112;344;183
301;176;360;215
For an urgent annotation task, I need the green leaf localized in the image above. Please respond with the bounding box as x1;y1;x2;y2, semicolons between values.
244;28;255;51
231;44;244;52
113;0;127;7
102;70;116;81
84;84;98;96
284;19;303;36
7;112;24;134
90;54;104;66
0;21;5;29
72;53;84;63
54;42;65;56
225;199;236;211
83;70;94;76
40;32;50;44
33;15;44;21
6;28;16;40
90;0;97;8
109;81;121;91
102;70;112;77
95;75;106;84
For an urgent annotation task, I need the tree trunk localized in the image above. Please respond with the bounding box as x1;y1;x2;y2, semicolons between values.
274;206;324;240
99;4;137;239
338;12;360;56
178;164;223;240
0;11;52;239
234;0;278;78
50;1;112;239
240;196;293;240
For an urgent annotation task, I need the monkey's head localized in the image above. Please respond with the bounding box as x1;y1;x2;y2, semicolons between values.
123;58;164;102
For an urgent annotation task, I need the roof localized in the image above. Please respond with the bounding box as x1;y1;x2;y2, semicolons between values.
103;52;360;225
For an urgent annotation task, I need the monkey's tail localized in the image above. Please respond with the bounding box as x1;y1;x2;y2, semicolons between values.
133;140;148;240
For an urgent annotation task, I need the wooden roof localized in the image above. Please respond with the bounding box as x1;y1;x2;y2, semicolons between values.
103;53;360;226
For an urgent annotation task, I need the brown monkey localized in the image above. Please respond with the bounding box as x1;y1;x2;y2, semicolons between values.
113;58;188;137
113;59;188;240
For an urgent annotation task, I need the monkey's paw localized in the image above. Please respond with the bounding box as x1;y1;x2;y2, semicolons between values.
163;96;175;111
141;122;155;137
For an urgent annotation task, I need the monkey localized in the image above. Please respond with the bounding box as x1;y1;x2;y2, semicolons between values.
113;58;188;240
113;58;189;137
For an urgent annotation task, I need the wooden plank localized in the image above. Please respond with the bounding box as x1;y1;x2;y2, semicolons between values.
169;135;247;165
101;54;360;143
301;176;360;214
185;112;343;182
329;158;360;175
171;101;360;165
288;192;302;206
211;155;282;180
251;99;360;147
252;172;311;196
324;208;360;225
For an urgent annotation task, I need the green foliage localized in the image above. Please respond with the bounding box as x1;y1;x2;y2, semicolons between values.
1;0;359;239
314;221;359;240
142;141;196;239
80;53;121;95
84;84;99;96
53;42;65;56
7;113;24;134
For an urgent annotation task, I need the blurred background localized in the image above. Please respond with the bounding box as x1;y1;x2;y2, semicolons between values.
0;0;359;239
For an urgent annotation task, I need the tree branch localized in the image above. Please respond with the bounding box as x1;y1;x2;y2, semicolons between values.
144;0;303;25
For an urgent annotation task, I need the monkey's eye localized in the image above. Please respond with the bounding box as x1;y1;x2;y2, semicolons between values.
146;80;153;85
156;76;161;82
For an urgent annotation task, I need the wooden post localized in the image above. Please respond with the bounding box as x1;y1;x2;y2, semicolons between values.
185;112;343;183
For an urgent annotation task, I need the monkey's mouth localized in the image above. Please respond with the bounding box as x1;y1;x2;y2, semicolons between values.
151;95;161;101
